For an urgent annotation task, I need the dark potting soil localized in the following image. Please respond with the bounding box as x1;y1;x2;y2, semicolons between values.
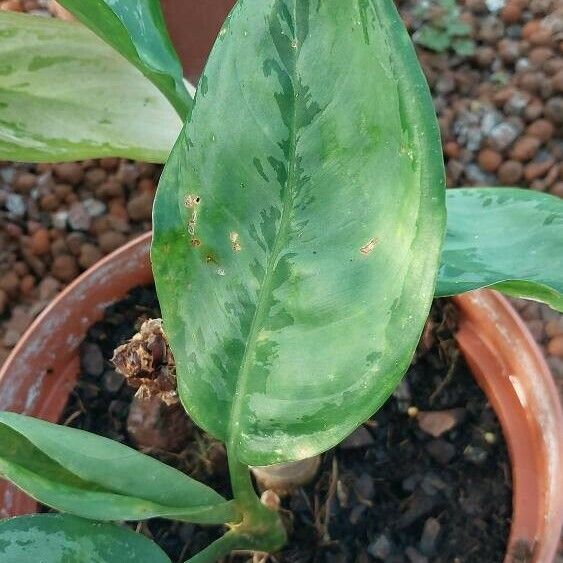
59;285;512;563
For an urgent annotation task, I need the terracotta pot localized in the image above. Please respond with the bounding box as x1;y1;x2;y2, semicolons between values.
0;232;561;562
0;234;152;518
161;0;235;83
47;0;234;83
48;0;235;83
453;292;563;563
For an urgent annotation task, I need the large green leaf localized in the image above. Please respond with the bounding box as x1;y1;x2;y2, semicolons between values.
0;514;170;562
438;188;563;311
0;412;237;524
56;0;191;119
152;0;446;466
0;12;181;163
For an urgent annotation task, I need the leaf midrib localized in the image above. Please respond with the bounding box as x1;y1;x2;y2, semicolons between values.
227;0;301;456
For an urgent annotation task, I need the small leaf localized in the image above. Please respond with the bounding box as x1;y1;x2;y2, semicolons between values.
413;27;451;52
0;412;238;524
153;0;446;466
448;21;472;37
184;532;250;563
0;514;170;562
438;188;563;311
56;0;192;118
453;38;476;57
0;12;181;163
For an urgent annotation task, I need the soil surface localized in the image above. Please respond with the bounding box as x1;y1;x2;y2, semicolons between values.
60;286;512;563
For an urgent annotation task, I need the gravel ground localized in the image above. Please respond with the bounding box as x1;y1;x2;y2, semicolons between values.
0;1;562;389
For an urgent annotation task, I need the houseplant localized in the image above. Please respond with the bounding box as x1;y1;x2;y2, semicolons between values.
0;0;562;561
1;232;562;561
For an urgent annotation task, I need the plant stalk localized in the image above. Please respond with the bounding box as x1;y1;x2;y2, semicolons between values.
226;447;287;554
228;455;263;512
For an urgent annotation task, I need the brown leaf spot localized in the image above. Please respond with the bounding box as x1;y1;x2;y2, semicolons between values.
184;194;200;236
360;237;379;256
229;232;241;252
183;194;201;208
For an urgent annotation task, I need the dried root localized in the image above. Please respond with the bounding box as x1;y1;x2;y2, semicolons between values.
111;319;178;406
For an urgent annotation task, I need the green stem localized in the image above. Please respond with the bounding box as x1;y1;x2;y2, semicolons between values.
183;456;285;563
184;532;245;563
228;453;262;512
168;85;193;122
226;446;287;554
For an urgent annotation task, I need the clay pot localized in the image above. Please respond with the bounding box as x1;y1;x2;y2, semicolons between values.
453;292;563;563
161;0;235;82
48;0;237;82
0;232;561;562
0;234;152;518
49;1;74;21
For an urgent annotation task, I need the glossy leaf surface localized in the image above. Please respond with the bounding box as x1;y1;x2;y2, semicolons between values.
56;0;191;118
153;0;446;466
0;412;237;524
0;13;181;163
0;514;170;562
438;188;563;311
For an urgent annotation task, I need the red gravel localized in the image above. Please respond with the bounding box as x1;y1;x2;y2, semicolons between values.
0;157;159;363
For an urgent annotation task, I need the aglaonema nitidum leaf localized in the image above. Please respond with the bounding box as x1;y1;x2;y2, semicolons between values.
0;12;181;163
438;188;563;311
0;412;238;524
56;0;192;119
0;514;170;563
153;0;446;466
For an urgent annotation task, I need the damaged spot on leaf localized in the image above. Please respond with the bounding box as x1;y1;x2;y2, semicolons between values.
184;194;200;237
111;319;178;406
230;232;241;252
183;194;201;208
191;238;201;247
360;237;379;256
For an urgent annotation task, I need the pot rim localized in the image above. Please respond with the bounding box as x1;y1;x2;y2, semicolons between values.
1;234;153;389
453;291;563;563
0;231;561;561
